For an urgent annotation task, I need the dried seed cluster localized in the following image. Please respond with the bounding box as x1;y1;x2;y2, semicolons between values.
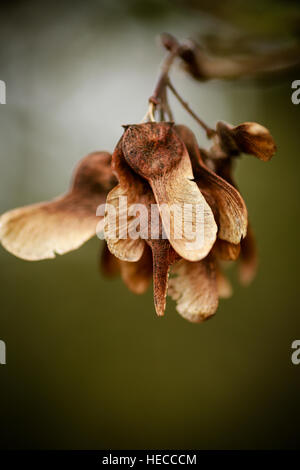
0;34;276;323
102;120;275;321
0;116;275;322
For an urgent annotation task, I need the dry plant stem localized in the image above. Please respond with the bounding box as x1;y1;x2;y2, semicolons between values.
149;71;214;133
148;34;214;133
141;102;156;123
161;87;174;121
167;80;216;138
148;46;178;109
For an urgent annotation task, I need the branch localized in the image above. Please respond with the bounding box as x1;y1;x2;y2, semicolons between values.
167;79;215;138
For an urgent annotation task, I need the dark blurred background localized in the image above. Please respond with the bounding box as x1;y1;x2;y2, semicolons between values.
0;0;299;450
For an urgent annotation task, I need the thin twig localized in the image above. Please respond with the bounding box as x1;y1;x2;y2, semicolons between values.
143;41;179;122
148;38;180;106
160;87;174;121
167;79;215;138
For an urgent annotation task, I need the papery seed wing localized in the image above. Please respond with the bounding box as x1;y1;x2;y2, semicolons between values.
119;244;153;294
168;257;218;323
100;241;152;294
0;152;116;261
100;242;120;278
175;124;248;244
104;184;145;262
217;121;276;161
122;122;217;262
150;168;217;262
213;239;241;261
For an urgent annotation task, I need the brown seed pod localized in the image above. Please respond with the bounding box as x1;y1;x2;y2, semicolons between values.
216;121;276;161
122;122;217;262
147;238;179;317
105;136;179;316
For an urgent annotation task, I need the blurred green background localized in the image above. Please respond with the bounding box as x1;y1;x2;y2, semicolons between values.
0;0;299;450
